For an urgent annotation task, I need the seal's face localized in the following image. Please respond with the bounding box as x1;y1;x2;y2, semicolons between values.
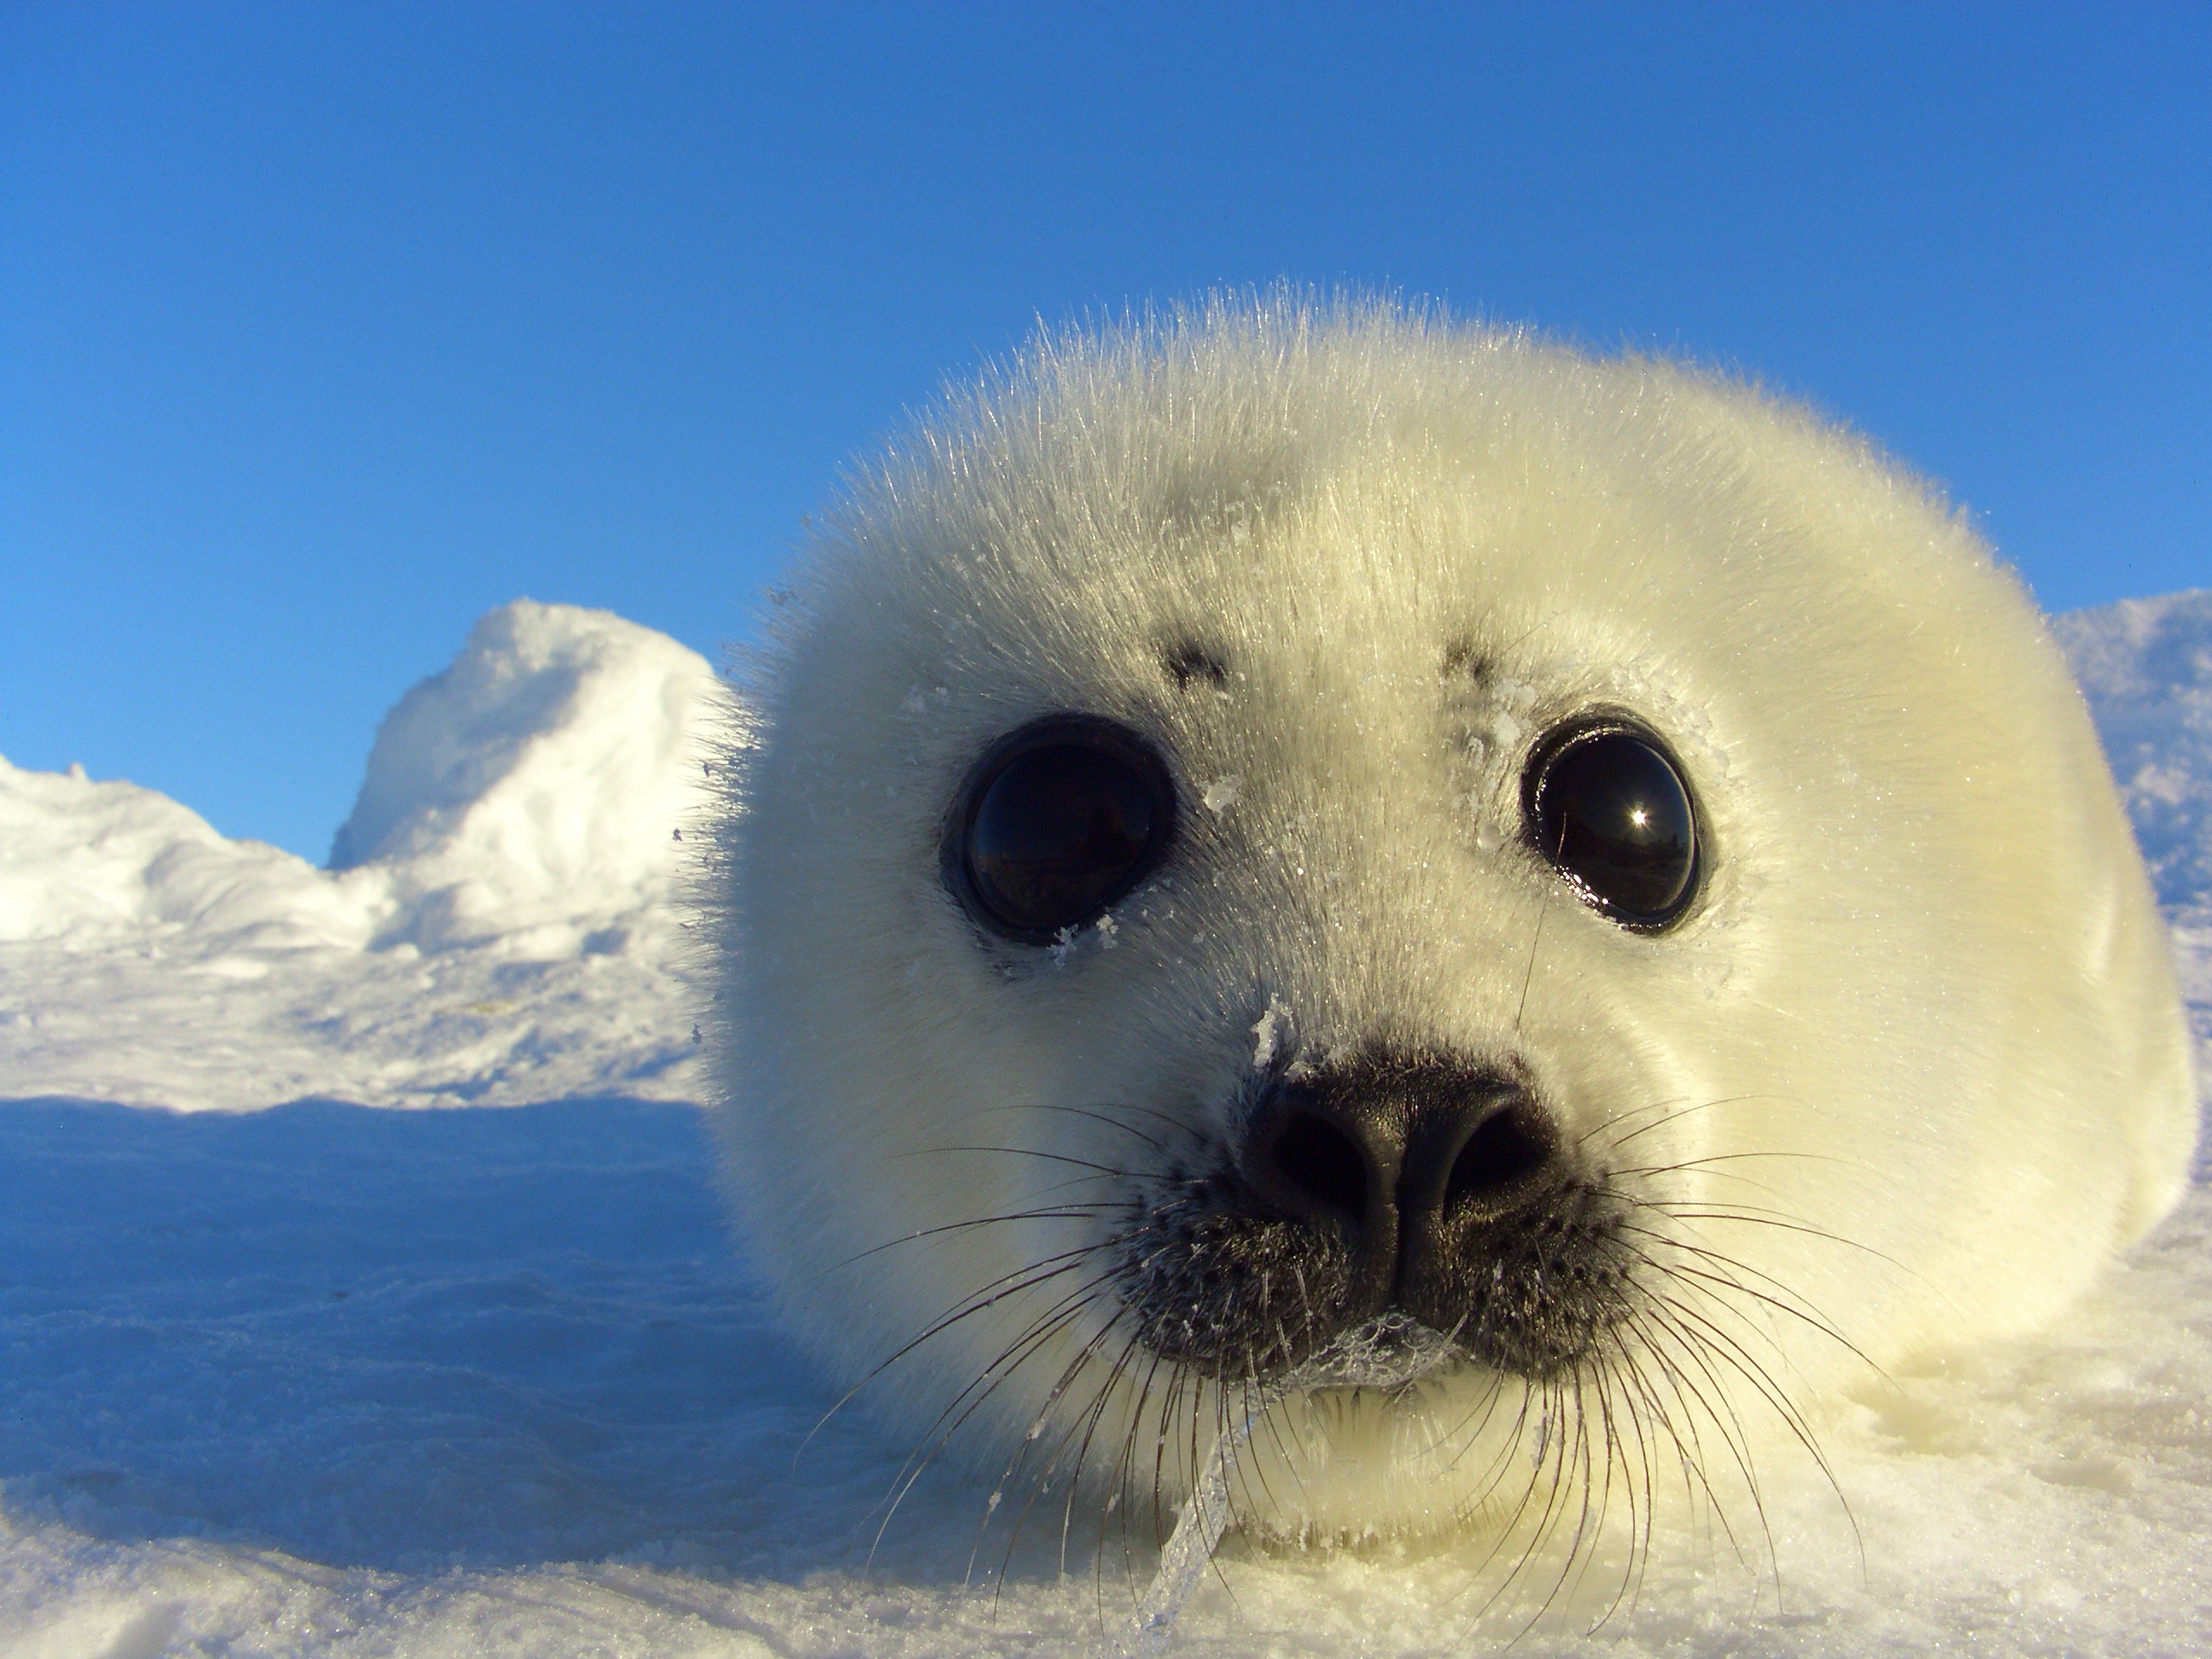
710;302;2195;1545
941;703;1689;1392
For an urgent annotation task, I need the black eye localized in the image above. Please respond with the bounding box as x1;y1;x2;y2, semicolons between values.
945;715;1178;944
1523;721;1700;927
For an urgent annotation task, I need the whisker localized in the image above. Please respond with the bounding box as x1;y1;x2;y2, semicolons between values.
893;1144;1129;1177
797;1244;1103;1465
876;1268;1128;1560
1515;887;1551;1033
1599;1094;1798;1153
815;1204;1116;1278
954;1097;1190;1139
982;1101;1169;1150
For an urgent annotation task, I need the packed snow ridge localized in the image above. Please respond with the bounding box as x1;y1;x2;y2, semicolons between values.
0;601;725;1110
2059;588;2212;1089
2056;588;2212;922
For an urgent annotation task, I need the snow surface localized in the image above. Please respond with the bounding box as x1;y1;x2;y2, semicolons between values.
2057;590;2212;1075
0;591;2208;1657
0;601;721;1111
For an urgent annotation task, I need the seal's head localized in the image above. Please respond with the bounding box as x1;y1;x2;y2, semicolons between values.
705;296;2196;1545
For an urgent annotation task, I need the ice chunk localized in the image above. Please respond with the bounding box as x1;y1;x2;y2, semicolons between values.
1250;994;1292;1069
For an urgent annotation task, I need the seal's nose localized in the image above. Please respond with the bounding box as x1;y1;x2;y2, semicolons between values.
1241;1051;1560;1313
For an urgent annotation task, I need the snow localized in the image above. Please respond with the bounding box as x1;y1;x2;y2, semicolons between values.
2055;589;2212;919
2057;591;2212;1080
0;601;721;1112
0;591;2207;1657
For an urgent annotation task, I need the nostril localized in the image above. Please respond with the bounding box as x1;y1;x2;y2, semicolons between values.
1269;1111;1370;1222
1446;1104;1554;1208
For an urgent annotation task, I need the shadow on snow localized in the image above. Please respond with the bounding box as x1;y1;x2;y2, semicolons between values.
0;1096;991;1580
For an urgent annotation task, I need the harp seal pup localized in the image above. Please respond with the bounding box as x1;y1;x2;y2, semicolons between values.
703;296;2196;1551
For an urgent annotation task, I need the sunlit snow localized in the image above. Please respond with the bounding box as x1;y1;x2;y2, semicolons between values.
1;592;2206;1657
0;601;721;1112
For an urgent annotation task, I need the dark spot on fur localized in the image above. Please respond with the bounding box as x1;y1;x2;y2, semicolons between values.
1164;643;1230;690
1441;639;1492;683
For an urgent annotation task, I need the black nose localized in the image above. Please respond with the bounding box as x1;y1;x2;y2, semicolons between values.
1241;1049;1560;1312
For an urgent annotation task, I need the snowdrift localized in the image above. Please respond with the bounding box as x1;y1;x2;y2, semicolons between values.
2056;588;2212;924
0;600;721;1110
2060;588;2212;1087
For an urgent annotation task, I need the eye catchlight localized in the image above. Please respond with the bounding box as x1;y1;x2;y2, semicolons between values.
1522;719;1701;928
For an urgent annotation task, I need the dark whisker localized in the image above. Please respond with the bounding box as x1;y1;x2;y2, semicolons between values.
815;1204;1116;1279
893;1144;1128;1178
969;1101;1170;1151
797;1243;1103;1464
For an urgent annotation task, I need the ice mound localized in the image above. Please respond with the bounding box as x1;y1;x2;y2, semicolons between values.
327;601;715;950
0;601;723;1110
2057;587;2212;920
0;759;384;957
2061;588;2212;1090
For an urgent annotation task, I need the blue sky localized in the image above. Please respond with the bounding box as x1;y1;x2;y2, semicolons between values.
3;4;2207;861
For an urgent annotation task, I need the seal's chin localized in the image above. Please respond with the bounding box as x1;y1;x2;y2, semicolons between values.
1195;1313;1529;1548
1288;1312;1463;1394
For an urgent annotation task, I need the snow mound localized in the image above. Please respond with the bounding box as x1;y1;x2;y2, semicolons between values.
0;601;725;1111
2056;587;2212;920
0;760;382;956
2059;588;2212;1091
328;601;715;950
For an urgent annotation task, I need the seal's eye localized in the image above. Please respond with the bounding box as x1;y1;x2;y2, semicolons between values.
1523;721;1700;927
947;715;1178;944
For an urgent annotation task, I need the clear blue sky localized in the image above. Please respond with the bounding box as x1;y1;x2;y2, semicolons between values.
3;4;2207;861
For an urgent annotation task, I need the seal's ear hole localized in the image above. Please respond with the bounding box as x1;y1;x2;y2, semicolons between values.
1522;720;1700;928
944;715;1179;946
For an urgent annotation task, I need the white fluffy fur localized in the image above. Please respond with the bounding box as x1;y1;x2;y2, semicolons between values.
705;296;2196;1548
